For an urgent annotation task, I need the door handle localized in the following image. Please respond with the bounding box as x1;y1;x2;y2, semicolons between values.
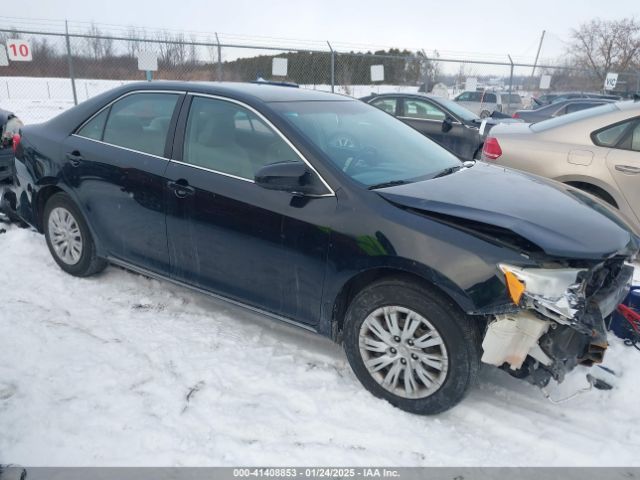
167;180;195;199
66;151;84;167
615;165;640;174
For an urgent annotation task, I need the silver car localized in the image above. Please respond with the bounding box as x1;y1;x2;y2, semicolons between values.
483;101;640;233
454;90;522;117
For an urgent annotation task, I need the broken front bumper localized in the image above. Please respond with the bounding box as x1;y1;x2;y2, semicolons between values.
482;259;635;386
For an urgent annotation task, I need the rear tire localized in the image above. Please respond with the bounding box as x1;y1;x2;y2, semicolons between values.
43;192;106;277
342;278;480;415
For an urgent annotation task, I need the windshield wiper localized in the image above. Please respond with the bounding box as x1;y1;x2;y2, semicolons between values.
431;165;464;179
367;179;411;190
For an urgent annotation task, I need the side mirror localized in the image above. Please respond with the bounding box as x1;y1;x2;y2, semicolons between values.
255;162;322;195
442;116;454;133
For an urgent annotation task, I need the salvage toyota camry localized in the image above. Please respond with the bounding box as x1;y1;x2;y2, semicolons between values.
3;82;638;414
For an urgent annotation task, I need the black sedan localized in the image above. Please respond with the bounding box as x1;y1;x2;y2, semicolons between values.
360;93;518;160
512;98;615;122
3;82;637;414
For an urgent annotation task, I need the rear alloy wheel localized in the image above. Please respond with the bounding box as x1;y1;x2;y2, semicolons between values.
343;279;480;414
44;192;106;277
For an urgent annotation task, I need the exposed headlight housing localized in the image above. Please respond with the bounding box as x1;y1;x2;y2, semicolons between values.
498;263;587;321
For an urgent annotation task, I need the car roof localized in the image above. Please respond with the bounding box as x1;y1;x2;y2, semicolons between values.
121;81;353;103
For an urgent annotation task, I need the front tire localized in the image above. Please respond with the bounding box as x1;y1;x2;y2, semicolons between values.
343;278;480;414
44;192;106;277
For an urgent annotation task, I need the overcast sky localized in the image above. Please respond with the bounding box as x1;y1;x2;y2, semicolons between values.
9;0;640;62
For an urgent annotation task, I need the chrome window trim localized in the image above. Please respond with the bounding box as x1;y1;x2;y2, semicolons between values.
71;88;336;198
74;89;186;134
69;134;171;161
186;92;336;197
169;159;254;184
397;116;461;125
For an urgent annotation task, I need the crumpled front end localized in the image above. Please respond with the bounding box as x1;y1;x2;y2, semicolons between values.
481;255;636;386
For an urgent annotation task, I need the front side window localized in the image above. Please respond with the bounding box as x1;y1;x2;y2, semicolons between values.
403;99;446;121
100;93;180;157
271;100;460;188
182;96;302;180
370;98;397;115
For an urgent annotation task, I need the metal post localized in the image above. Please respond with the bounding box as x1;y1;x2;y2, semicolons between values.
507;55;514;115
327;41;335;93
531;30;545;77
65;20;78;106
215;33;222;81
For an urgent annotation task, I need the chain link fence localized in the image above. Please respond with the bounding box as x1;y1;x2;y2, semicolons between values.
1;27;639;122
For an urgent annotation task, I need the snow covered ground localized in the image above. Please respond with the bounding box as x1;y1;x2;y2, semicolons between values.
1;220;640;466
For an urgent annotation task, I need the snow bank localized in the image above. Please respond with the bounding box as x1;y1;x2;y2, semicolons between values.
1;222;639;466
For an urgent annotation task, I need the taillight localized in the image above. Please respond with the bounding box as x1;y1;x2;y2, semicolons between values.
482;137;502;160
12;133;20;153
512;112;520;119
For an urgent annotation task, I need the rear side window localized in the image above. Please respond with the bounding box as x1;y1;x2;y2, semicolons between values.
595;119;640;152
592;121;633;147
77;109;109;140
370;98;397;115
101;93;180;157
182;96;302;180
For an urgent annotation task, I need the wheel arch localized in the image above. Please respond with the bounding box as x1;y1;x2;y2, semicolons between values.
559;177;619;208
329;266;475;343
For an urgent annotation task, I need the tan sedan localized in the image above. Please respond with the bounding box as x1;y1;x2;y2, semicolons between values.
482;101;640;233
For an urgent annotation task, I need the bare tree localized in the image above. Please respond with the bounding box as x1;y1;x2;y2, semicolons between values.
84;23;114;59
568;18;640;81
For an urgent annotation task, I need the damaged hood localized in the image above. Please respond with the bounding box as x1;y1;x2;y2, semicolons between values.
378;162;638;259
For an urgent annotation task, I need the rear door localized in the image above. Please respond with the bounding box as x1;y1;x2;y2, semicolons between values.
65;90;183;273
164;94;335;326
601;119;640;223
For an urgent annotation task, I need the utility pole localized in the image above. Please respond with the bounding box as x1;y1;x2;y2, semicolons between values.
531;30;546;77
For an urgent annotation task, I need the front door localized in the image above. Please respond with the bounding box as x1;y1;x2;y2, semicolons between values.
165;95;335;326
399;98;469;158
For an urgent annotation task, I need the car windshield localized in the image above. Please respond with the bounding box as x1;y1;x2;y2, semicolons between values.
530;103;618;132
270;100;460;188
431;97;479;122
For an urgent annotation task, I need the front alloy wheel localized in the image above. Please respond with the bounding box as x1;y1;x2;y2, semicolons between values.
359;306;449;399
343;278;480;415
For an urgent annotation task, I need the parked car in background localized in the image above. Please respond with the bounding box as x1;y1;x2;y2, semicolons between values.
361;93;520;160
0;108;22;183
531;92;620;109
4;82;638;415
512;98;615;122
483;101;640;233
453;90;522;117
